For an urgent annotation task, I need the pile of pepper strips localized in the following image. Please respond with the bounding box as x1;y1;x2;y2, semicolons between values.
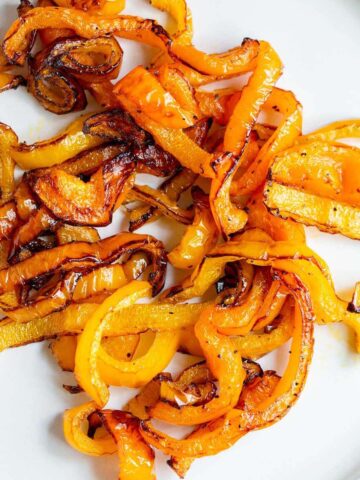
0;0;359;478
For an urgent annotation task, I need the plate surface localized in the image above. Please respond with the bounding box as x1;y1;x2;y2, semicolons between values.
0;1;360;479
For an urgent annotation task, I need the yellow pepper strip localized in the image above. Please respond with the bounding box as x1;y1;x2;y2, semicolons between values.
56;224;100;244
116;66;196;129
0;201;19;241
98;330;180;388
0;123;18;205
168;187;219;270
63;401;116;456
150;0;193;45
246;191;306;243
232;88;303;195
73;264;128;301
215;269;270;336
100;410;156;480
297;119;360;144
141;278;313;457
11;114;103;170
50;335;78;372
0;302;207;352
264;141;360;239
114;79;215;177
124;374;170;420
54;0;126;16
150;306;246;425
210;42;283;237
75;281;151;407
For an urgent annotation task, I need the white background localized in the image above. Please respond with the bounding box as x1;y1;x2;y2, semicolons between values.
0;0;360;479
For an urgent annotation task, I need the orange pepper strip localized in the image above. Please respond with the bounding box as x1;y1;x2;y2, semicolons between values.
0;124;18;205
63;401;116;456
116;66;197;129
168;187;219;270
297;119;360;144
224;41;283;155
100;411;156;480
232;88;302;195
75;281;151;407
0;201;19;241
246;190;306;243
150;306;246;425
150;0;193;45
210;42;283;237
141;274;313;457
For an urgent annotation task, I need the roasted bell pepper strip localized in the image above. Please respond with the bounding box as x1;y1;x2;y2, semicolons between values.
113;80;215;177
98;330;179;388
297;119;360;144
63;401;116;456
100;410;156;480
12;114;103;170
128;184;194;226
210;41;282;237
150;0;193;44
0;302;207;352
232;88;302;195
0;123;18;205
224;41;282;155
265;182;360;239
56;224;100;244
50;335;78;372
28;155;135;226
264;141;360;238
141;274;313;457
75;281;151;407
246;190;305;243
0;69;26;93
115;66;197;129
3;7;171;66
168;187;218;270
0;232;167;296
150;306;246;425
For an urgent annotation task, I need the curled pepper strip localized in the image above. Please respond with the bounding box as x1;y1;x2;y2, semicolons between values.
100;410;156;480
150;306;246;425
264;141;360;239
232;87;303;195
210;41;283;237
63;401;116;456
28;154;135;226
150;0;193;45
12;114;103;170
0;232;167;296
98;330;179;388
141;273;314;458
28;57;87;115
75;281;151;407
168;187;219;270
0;124;18;205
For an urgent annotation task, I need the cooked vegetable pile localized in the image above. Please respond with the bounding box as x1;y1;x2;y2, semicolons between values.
0;0;359;478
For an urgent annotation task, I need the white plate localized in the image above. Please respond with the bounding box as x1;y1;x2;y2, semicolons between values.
0;1;360;479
